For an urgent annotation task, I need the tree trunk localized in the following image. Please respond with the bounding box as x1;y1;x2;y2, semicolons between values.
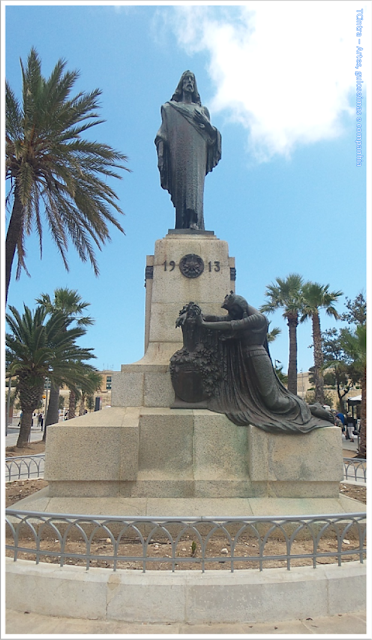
16;376;43;447
16;408;34;448
336;373;348;413
68;390;76;419
6;185;24;303
46;384;60;426
312;313;325;404
358;365;366;458
79;395;85;416
287;314;298;395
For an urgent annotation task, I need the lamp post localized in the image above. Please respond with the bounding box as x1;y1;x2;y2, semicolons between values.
43;377;51;441
5;375;12;436
300;369;304;399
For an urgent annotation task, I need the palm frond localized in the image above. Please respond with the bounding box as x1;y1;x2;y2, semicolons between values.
6;47;129;295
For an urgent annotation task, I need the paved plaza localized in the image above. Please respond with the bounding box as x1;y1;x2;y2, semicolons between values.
5;425;44;448
5;608;367;635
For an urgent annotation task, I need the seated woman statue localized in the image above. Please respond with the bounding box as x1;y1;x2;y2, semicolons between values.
193;292;334;434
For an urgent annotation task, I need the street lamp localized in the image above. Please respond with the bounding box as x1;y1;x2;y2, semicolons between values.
6;375;12;436
44;377;51;418
300;369;304;398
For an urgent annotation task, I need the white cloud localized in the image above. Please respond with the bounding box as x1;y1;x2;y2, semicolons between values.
163;2;366;162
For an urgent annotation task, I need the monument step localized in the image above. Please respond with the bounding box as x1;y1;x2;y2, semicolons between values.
43;408;344;501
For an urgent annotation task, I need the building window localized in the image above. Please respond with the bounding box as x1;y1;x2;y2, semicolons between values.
106;376;112;390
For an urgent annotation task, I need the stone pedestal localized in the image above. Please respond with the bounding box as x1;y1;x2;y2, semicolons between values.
111;229;235;408
44;408;343;501
13;229;360;518
18;408;357;517
143;230;236;359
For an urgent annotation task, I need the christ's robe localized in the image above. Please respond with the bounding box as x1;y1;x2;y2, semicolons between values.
155;101;221;230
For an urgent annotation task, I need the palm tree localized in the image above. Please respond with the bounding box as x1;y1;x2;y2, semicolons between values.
260;274;304;394
300;282;342;405
77;370;103;416
5;47;129;301
6;304;95;447
267;325;281;343
67;364;102;420
36;288;93;426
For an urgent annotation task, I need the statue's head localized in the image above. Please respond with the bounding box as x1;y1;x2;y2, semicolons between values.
171;71;202;106
222;292;250;320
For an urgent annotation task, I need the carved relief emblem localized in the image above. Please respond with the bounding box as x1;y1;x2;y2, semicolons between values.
179;254;204;278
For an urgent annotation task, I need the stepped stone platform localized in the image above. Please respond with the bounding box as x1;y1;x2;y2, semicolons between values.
13;407;364;517
11;231;365;517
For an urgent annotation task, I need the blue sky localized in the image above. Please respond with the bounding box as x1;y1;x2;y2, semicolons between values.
3;1;369;375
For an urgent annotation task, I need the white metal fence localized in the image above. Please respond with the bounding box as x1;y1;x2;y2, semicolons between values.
5;510;366;573
5;455;45;481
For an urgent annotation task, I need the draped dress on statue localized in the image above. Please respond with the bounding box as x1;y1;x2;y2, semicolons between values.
155;101;221;229
204;310;333;434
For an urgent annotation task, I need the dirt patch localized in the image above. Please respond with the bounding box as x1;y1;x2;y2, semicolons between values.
4;534;365;572
339;483;366;503
6;479;48;508
343;448;365;457
6;440;45;457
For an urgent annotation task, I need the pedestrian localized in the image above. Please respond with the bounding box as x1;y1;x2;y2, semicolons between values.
346;413;356;442
336;412;346;435
336;412;346;426
38;413;44;430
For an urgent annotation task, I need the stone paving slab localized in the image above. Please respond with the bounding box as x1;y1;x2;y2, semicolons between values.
5;609;367;635
6;427;44;448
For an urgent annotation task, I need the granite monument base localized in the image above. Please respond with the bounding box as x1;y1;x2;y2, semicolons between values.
13;408;363;517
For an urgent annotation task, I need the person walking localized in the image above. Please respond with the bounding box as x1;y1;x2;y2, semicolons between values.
346;414;356;442
336;411;346;436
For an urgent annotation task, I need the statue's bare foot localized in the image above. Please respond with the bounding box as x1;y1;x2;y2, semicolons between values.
189;223;198;230
309;403;334;424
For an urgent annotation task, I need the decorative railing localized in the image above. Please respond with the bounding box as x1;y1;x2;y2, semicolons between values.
343;458;367;483
5;455;45;482
5;510;366;573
